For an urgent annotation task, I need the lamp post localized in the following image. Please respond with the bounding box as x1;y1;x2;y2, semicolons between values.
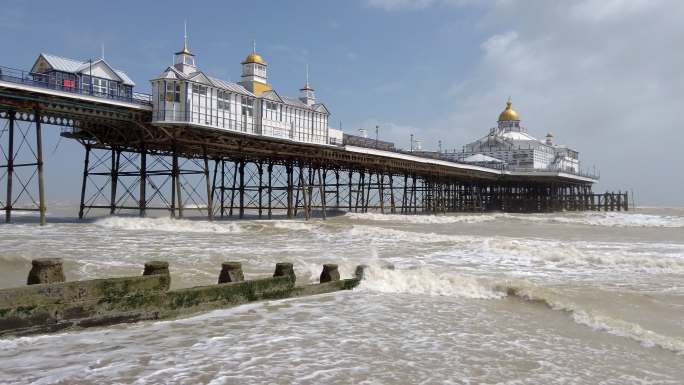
375;125;379;148
410;134;413;152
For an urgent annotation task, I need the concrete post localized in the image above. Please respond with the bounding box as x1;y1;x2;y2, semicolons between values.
355;265;369;281
320;264;340;283
273;262;296;282
27;258;65;285
218;262;244;283
143;261;170;290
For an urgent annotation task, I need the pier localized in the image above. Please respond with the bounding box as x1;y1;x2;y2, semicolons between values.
0;60;628;225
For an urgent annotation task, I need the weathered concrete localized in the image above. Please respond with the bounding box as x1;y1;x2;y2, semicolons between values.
273;262;296;282
27;258;65;285
218;262;244;283
0;261;361;337
320;264;340;283
355;265;370;280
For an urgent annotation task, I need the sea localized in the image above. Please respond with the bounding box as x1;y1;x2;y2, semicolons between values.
0;207;683;384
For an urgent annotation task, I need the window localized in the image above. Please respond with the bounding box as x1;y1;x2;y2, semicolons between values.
217;91;231;110
81;75;91;92
92;78;108;95
166;82;181;102
192;84;207;95
241;97;253;116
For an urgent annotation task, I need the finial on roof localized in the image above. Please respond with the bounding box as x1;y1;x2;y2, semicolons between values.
176;20;192;55
101;43;105;60
305;64;310;87
253;39;256;53
184;20;188;50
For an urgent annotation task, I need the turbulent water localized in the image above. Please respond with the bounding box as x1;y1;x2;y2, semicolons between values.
1;207;683;384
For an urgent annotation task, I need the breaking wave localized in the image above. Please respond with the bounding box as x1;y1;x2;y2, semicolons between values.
345;212;497;224
359;265;684;354
345;211;684;228
500;281;684;354
358;264;504;299
94;216;244;234
506;212;684;228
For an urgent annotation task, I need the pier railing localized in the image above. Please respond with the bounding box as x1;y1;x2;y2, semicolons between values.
0;65;152;106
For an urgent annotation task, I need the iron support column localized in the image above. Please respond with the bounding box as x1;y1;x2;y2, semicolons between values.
35;111;46;225
4;111;14;223
139;148;147;217
78;144;91;220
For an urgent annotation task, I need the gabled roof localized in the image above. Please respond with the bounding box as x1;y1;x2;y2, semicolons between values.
260;89;284;103
32;53;136;86
313;103;329;114
208;76;254;97
188;71;215;86
281;96;310;109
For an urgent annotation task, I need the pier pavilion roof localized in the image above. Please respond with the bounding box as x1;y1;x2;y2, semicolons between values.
32;53;136;86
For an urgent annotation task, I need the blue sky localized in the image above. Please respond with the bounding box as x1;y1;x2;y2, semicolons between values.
1;0;683;205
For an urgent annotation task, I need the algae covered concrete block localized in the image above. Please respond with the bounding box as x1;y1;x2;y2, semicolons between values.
27;258;65;285
320;264;340;283
218;262;244;283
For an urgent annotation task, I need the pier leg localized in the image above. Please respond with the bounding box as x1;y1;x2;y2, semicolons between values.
5;111;14;223
238;160;245;219
379;173;385;214
35;112;46;226
173;150;183;218
204;150;213;220
267;162;273;219
286;162;293;218
139;149;147;217
335;169;340;210
348;170;353;211
229;161;237;217
110;148;119;215
220;160;225;218
258;162;263;219
318;168;326;220
389;175;396;214
78;144;91;220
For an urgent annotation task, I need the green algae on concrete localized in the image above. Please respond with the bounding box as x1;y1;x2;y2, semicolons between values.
0;262;363;337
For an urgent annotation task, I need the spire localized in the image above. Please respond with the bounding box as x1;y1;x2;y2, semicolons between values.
302;64;313;90
253;39;256;54
176;20;193;55
183;20;188;52
300;64;315;105
101;43;105;60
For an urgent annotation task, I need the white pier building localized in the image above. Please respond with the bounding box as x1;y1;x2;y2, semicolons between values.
454;100;580;173
150;36;335;146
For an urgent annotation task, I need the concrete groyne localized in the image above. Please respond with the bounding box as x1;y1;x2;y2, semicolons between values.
0;259;364;337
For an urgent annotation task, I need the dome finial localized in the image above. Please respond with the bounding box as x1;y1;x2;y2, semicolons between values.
243;41;267;65
498;97;520;121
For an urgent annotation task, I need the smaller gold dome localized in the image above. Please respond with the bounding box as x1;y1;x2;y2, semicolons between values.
243;52;266;65
498;100;520;121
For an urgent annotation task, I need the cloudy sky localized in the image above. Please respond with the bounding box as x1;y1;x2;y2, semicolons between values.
1;0;682;205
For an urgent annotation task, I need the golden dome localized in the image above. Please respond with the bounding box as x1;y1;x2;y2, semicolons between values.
243;52;266;65
498;100;520;121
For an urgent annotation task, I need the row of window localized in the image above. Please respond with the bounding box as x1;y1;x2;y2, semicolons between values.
34;71;133;98
158;80;327;127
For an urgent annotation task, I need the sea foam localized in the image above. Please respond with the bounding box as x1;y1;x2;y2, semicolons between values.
94;216;244;234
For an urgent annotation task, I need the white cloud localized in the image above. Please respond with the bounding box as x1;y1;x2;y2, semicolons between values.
365;0;474;11
366;0;684;205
